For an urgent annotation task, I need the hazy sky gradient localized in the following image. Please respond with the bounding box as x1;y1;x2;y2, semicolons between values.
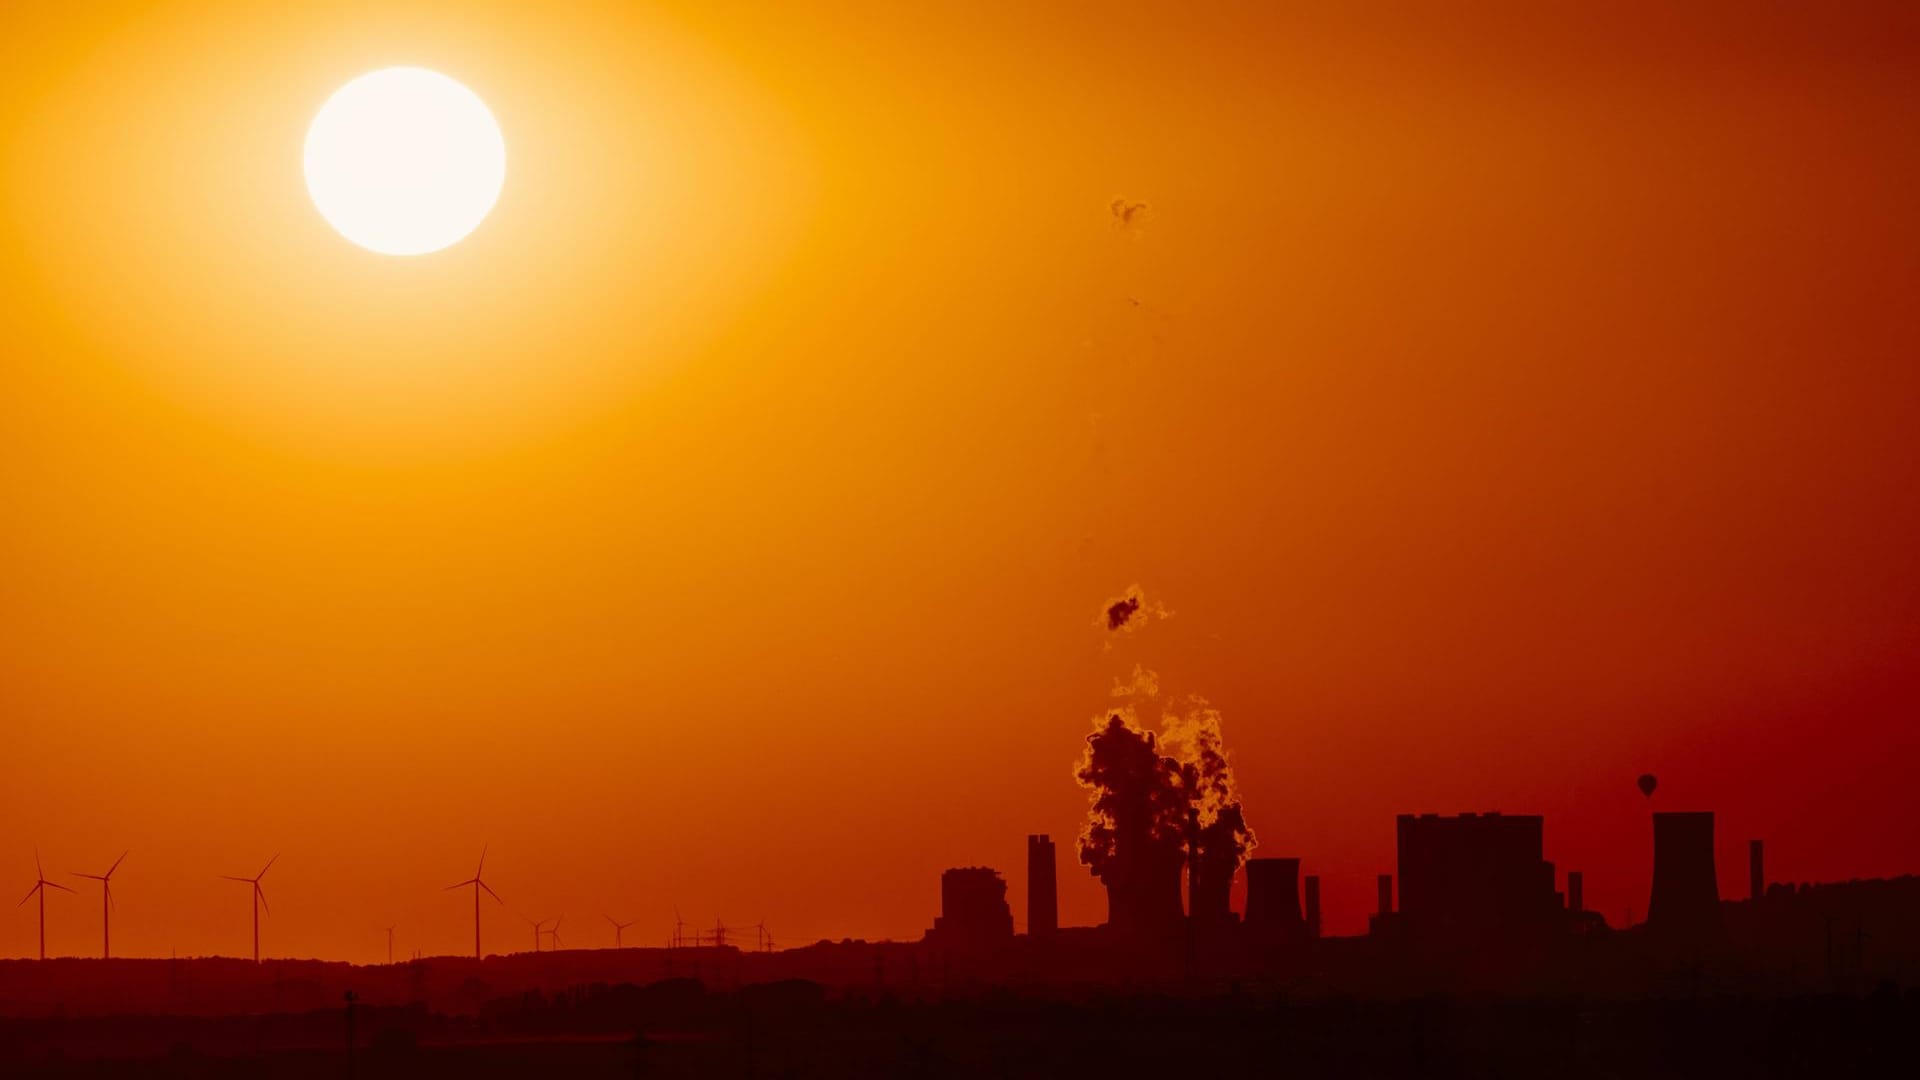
3;1;1917;961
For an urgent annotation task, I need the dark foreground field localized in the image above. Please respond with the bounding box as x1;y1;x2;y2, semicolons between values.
4;981;1917;1079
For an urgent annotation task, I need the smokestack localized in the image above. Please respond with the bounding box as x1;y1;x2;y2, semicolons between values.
1647;811;1722;938
1027;835;1058;936
1242;858;1302;939
1749;839;1764;902
1303;875;1322;938
1377;874;1393;917
1185;808;1238;926
1567;871;1584;914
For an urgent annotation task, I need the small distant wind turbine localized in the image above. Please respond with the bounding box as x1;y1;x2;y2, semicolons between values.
753;918;774;953
445;846;501;960
220;854;276;963
522;913;548;953
18;848;75;961
544;914;565;951
383;924;397;965
604;914;634;948
72;851;128;960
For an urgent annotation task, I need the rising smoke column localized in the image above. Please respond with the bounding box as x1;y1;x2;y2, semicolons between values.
1075;672;1256;930
1165;699;1257;924
1075;708;1191;932
1096;585;1171;637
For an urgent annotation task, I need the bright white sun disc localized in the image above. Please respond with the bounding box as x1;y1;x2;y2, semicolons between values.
304;67;506;256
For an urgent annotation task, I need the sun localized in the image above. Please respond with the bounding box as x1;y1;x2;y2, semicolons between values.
303;67;506;256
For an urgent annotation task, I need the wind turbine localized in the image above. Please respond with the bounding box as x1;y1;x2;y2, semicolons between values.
220;854;276;963
753;919;774;953
544;914;565;951
604;914;633;948
72;851;127;960
383;924;397;965
18;848;74;961
521;913;548;953
445;846;501;960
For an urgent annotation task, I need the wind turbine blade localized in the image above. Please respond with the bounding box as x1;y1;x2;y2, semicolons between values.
445;879;476;890
604;914;616;927
105;882;114;910
74;873;107;881
256;884;270;916
258;854;278;879
48;881;75;894
17;883;39;907
475;844;488;878
479;880;503;904
221;875;252;883
106;851;128;878
35;847;44;879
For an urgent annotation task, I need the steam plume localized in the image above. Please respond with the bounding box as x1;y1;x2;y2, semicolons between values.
1110;198;1151;233
1074;674;1255;931
1097;585;1171;635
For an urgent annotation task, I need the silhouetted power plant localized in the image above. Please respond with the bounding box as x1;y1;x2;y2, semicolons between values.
1026;835;1057;937
1391;812;1560;950
1303;873;1322;938
1647;811;1722;939
1242;857;1304;941
928;867;1014;947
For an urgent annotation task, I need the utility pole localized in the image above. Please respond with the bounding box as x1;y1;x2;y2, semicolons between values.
344;989;358;1080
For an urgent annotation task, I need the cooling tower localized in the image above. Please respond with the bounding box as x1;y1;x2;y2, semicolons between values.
1243;857;1303;938
1647;811;1722;939
1103;850;1187;935
1304;874;1322;938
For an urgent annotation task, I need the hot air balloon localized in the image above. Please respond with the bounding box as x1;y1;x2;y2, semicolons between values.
1636;773;1658;799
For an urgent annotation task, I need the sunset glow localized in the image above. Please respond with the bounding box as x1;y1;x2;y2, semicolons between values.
303;67;505;256
1;0;1916;971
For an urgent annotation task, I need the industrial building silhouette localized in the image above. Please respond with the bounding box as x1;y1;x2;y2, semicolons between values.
1025;835;1057;937
917;801;1911;989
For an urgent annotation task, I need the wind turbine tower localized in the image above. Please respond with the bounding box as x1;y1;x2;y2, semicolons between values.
18;849;74;961
445;846;501;960
604;914;634;948
220;854;277;963
72;851;128;960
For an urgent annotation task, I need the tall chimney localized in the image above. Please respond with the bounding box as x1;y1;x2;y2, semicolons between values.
1749;839;1764;902
1243;857;1303;939
1567;871;1584;914
1026;835;1058;936
1647;811;1722;938
1303;875;1322;938
1377;873;1393;917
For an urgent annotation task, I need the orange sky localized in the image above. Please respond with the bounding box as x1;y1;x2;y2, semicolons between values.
3;1;1918;962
